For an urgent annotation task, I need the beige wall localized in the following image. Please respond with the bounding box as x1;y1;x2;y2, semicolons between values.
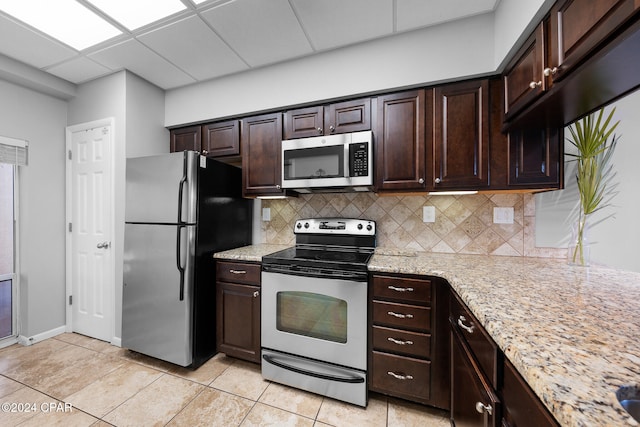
260;192;564;259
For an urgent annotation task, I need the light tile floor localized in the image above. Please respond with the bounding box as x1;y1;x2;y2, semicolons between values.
0;333;450;426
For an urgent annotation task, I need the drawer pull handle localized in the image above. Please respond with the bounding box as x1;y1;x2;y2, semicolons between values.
229;269;247;274
458;315;474;334
387;337;413;346
253;291;259;298
388;285;414;292
387;371;413;380
475;401;493;416
388;311;413;319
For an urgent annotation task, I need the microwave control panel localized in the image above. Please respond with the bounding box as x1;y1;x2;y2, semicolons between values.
349;143;369;177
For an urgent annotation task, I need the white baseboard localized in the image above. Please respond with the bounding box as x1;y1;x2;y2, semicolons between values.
17;325;67;346
111;336;121;347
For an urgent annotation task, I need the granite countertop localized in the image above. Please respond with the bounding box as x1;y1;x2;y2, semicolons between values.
215;245;640;426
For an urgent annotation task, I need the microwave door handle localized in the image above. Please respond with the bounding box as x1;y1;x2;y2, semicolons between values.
344;143;350;178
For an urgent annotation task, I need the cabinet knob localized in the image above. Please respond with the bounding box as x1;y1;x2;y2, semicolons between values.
475;402;493;416
529;80;542;89
202;150;208;155
434;178;441;184
276;184;281;190
317;127;323;134
418;178;424;184
543;67;558;77
329;125;335;133
253;290;259;298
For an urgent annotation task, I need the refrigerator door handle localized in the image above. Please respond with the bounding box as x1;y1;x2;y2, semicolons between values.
176;225;186;301
177;153;188;224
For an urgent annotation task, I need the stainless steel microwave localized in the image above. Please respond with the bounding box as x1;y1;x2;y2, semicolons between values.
281;130;373;192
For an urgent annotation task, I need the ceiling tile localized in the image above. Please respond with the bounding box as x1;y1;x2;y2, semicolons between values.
0;14;77;68
291;0;393;51
138;15;248;81
88;38;196;89
45;56;111;84
396;0;498;32
200;0;312;67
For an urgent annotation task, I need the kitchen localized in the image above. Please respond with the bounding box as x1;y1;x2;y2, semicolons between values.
1;0;640;426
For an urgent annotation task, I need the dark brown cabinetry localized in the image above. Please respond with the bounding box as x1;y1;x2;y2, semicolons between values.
216;261;261;363
374;89;429;192
501;358;558;427
241;112;285;198
432;80;490;190
369;274;449;409
450;291;501;427
283;98;371;139
202;120;241;159
508;127;562;188
170;125;201;153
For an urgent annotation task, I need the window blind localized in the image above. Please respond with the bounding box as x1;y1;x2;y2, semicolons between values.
0;136;28;166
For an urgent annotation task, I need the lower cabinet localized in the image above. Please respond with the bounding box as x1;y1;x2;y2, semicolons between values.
369;274;450;409
215;261;261;363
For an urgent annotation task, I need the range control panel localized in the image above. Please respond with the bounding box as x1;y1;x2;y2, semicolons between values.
294;218;375;236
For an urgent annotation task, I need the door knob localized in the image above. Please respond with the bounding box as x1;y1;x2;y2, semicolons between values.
96;241;110;249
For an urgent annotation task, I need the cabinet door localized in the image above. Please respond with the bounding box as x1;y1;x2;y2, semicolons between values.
433;80;489;190
216;282;261;363
503;24;546;120
549;0;639;81
501;358;558;427
508;127;562;188
202;120;240;157
375;89;427;191
241;113;285;197
451;326;501;427
325;98;371;134
283;106;324;139
170;125;201;152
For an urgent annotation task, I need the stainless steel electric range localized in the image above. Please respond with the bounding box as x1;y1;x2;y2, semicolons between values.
261;218;376;407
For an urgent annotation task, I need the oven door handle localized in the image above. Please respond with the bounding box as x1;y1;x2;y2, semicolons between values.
262;354;365;384
262;265;367;282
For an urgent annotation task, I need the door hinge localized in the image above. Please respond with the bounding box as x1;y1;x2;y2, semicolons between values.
68;222;72;232
69;295;72;305
68;149;72;160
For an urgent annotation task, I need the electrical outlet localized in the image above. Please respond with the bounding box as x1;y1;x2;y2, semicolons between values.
423;206;436;223
493;207;514;224
262;208;271;221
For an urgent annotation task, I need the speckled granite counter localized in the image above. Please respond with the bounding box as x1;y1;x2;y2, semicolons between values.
215;245;640;426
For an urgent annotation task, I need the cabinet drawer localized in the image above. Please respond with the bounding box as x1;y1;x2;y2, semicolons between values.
372;301;431;332
216;261;261;285
371;351;430;401
372;275;431;305
450;292;499;387
372;326;430;359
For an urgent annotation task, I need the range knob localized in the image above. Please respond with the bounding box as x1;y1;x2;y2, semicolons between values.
357;223;363;230
296;223;302;229
304;222;310;229
366;224;373;231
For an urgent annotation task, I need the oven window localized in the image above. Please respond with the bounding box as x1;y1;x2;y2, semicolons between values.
276;291;347;343
283;145;344;180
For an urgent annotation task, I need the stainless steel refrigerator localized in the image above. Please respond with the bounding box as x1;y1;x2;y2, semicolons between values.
123;151;252;368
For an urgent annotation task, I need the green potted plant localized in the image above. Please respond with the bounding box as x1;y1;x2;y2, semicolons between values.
566;107;621;266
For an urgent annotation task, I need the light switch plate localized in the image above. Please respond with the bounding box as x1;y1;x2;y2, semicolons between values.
262;208;271;221
423;206;436;223
493;207;514;224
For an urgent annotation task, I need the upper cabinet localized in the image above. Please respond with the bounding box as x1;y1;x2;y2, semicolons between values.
431;79;490;191
170;125;201;153
241;112;285;198
374;89;428;192
284;98;371;139
202;120;240;158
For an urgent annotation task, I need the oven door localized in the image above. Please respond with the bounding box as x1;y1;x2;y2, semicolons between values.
261;271;367;371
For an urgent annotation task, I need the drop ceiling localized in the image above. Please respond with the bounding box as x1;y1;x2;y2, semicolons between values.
0;0;500;91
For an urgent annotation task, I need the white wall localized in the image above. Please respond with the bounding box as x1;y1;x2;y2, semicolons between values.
164;13;496;126
68;70;167;341
0;80;68;338
535;88;640;272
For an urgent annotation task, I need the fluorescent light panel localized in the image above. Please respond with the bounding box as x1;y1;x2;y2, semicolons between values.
86;0;186;30
0;0;121;50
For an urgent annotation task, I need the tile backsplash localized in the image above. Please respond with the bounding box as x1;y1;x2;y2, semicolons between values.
259;192;565;258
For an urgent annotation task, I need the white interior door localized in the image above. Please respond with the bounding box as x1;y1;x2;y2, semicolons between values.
67;121;113;342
